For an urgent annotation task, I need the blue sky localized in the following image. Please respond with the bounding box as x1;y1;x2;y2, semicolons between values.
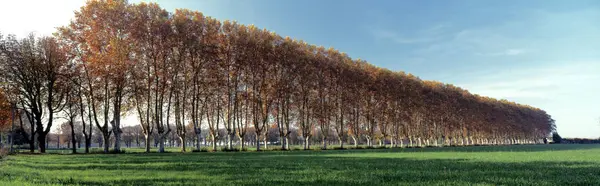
1;0;599;138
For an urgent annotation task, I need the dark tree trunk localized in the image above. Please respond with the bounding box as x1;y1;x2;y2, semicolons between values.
37;133;47;153
71;121;76;154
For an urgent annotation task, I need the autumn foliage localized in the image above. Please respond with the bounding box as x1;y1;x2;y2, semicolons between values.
0;0;555;153
0;88;10;132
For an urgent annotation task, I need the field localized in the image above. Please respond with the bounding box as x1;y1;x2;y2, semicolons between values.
1;144;599;186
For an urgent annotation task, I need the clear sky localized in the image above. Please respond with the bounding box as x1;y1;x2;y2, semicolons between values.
1;0;599;138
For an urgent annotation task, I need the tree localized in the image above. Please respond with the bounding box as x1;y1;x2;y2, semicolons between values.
0;0;555;154
76;73;94;153
246;27;277;151
62;69;80;153
0;87;13;150
0;34;69;153
58;0;132;153
295;43;317;150
220;20;243;150
127;2;169;153
552;132;562;144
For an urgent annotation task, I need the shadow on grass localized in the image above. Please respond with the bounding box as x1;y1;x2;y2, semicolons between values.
3;148;600;186
23;144;600;157
382;144;600;153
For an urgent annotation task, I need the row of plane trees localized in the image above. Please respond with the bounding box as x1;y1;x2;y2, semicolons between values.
0;0;554;153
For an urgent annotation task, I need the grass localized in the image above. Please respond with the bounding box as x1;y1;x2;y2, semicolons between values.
1;144;599;185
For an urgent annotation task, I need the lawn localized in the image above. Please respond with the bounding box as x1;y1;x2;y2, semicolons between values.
1;144;599;185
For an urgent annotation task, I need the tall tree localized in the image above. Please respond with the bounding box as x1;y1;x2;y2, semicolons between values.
59;0;132;153
0;87;13;149
40;0;559;153
0;35;69;153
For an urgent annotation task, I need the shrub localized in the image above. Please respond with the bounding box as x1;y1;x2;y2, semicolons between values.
269;147;285;151
191;147;212;152
200;147;211;152
0;147;8;159
88;148;105;154
221;147;241;152
108;149;126;154
552;132;562;144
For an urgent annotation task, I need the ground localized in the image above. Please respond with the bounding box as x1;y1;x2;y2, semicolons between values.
1;144;599;185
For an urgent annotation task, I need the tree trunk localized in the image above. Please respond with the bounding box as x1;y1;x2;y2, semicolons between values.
444;136;449;146
263;135;267;150
159;137;165;153
303;136;310;150
29;138;35;153
29;124;35;153
239;136;245;150
37;133;47;153
113;131;121;152
71;123;77;154
9;131;13;153
211;135;217;151
468;136;473;145
103;134;110;153
322;136;327;149
196;133;202;151
227;133;232;150
144;135;151;153
285;136;290;150
280;136;285;150
255;134;261;151
179;136;186;152
85;139;90;153
8;106;15;153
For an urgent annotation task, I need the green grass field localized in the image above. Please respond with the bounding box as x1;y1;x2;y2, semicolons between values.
1;144;599;185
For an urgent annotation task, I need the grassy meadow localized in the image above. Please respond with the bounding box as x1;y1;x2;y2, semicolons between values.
1;144;599;185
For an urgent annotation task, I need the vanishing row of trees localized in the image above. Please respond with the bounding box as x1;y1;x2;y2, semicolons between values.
0;0;555;154
13;121;322;151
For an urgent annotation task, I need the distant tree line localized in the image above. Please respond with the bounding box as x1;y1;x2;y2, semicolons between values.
0;0;555;154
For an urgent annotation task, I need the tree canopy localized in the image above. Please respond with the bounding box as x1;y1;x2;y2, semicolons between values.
0;0;555;153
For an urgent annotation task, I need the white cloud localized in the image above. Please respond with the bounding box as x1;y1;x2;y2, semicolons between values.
505;49;525;56
370;23;450;44
371;29;435;44
476;48;527;56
